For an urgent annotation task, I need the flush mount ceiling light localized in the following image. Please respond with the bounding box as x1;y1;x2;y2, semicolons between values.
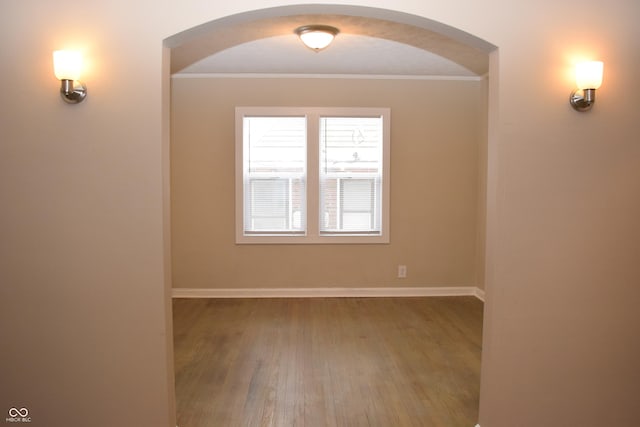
295;25;339;52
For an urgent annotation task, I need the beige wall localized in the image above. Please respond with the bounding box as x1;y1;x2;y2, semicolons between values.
1;1;639;427
171;77;485;289
0;2;175;427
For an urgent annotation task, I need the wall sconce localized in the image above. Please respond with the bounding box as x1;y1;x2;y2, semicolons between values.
569;61;603;112
294;25;339;51
53;50;87;104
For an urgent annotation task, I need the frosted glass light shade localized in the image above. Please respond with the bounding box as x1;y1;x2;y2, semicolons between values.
295;25;339;51
53;50;82;81
575;61;603;90
300;31;335;50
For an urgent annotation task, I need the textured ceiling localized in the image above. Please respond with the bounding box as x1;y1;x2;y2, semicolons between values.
171;14;491;77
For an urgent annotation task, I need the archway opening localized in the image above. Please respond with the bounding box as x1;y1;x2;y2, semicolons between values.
163;5;497;425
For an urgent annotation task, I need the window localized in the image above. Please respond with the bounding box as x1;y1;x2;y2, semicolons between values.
319;116;384;235
236;107;390;244
241;116;306;235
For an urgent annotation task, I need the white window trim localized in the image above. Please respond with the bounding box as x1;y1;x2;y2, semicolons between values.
235;106;390;244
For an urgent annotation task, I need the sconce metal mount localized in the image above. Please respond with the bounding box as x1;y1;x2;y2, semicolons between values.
59;79;87;104
569;88;596;112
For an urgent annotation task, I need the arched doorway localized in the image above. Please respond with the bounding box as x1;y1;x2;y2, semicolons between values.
163;5;497;425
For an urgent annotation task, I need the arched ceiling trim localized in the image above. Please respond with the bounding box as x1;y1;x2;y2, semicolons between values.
166;5;495;75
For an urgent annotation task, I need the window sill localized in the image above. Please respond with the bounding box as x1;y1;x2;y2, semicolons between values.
235;234;390;245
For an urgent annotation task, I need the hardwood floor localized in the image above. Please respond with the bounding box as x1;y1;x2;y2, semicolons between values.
173;297;483;427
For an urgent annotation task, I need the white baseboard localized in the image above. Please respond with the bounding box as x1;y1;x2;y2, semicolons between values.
172;286;485;301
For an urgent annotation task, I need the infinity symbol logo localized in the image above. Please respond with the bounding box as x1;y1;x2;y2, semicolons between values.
8;407;29;417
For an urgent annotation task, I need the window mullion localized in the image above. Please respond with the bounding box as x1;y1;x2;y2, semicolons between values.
306;112;319;238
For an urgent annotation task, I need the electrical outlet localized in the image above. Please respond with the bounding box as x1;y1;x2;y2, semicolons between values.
398;265;407;278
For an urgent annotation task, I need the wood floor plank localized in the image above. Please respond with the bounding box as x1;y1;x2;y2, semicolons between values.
173;297;483;427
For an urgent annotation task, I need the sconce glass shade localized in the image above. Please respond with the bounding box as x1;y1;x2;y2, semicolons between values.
570;60;603;112
53;50;82;81
295;25;339;51
575;61;603;90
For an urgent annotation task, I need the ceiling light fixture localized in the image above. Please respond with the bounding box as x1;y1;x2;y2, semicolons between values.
295;25;339;52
